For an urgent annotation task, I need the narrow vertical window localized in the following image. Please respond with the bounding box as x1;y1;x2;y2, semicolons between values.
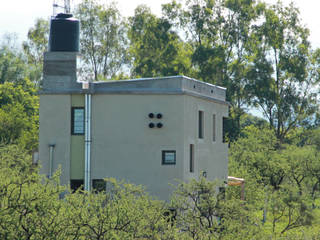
190;144;194;173
212;114;216;142
198;110;204;139
71;107;84;135
223;117;228;143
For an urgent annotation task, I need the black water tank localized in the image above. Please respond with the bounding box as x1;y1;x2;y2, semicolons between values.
49;13;80;52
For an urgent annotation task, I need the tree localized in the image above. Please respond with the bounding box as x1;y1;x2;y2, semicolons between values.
247;2;320;143
163;0;265;141
23;18;49;85
0;81;38;150
0;36;28;85
65;178;180;239
229;125;319;237
0;145;68;240
171;176;262;239
75;0;128;81
128;5;192;78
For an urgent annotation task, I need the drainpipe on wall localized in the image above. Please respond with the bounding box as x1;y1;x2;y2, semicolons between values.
84;93;92;191
48;144;55;178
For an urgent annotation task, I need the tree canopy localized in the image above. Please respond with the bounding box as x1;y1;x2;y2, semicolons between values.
0;0;320;238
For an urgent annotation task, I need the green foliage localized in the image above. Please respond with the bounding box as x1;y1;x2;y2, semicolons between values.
171;177;262;239
0;0;320;238
163;0;267;141
0;81;38;150
65;178;179;239
0;145;179;239
247;2;320;142
230;125;320;238
0;145;66;239
0;40;28;85
22;18;49;85
128;5;192;78
75;0;128;81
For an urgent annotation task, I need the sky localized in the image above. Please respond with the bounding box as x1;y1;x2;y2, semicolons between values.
0;0;319;49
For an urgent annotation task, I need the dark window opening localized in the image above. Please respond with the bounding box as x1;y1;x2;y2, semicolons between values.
70;179;84;193
198;111;204;139
92;179;106;193
223;117;228;143
212;114;216;142
162;150;176;165
190;144;194;173
71;107;84;135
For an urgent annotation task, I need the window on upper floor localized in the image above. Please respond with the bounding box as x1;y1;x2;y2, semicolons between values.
212;114;216;142
71;107;84;135
198;110;204;139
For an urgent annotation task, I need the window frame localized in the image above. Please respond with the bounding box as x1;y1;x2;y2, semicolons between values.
189;144;194;173
212;114;216;142
198;110;204;139
162;150;176;165
71;107;85;135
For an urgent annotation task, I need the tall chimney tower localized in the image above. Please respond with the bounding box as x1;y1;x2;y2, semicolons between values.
42;13;80;92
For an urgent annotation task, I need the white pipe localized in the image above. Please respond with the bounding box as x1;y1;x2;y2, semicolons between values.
49;144;55;178
84;93;92;191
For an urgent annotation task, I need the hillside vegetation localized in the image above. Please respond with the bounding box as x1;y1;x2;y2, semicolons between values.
0;0;320;239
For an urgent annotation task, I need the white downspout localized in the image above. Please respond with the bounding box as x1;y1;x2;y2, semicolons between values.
84;93;92;191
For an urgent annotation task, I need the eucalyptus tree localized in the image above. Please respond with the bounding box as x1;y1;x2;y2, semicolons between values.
128;5;192;78
0;35;28;85
247;2;320;142
75;0;128;81
163;0;265;140
22;18;49;85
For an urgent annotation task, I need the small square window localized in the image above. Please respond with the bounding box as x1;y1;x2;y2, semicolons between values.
162;150;176;165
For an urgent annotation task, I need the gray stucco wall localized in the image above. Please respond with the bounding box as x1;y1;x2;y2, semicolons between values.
39;94;71;184
90;94;185;200
39;70;228;200
182;95;228;182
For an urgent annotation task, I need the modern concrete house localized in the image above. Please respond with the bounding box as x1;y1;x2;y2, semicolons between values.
39;14;229;201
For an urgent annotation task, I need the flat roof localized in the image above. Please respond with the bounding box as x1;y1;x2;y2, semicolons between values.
40;75;228;104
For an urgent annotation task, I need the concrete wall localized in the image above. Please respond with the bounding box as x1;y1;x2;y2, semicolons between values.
90;94;185;200
182;95;228;182
39;94;71;184
42;52;81;92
